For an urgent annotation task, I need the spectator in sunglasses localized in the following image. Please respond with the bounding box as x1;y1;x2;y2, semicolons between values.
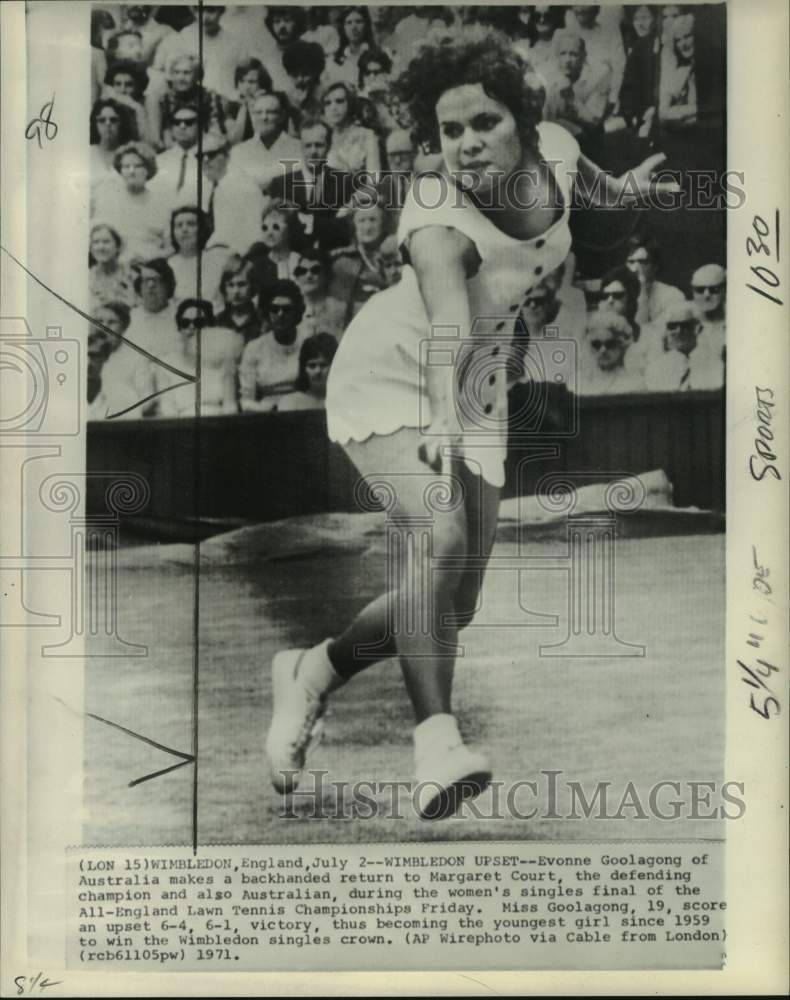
155;298;244;417
239;279;308;411
690;263;725;361
596;264;652;374
149;105;201;205
246;203;306;296
644;301;723;391
90;97;136;189
579;312;644;395
293;247;346;340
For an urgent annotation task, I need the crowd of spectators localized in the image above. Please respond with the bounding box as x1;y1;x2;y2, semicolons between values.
87;3;726;420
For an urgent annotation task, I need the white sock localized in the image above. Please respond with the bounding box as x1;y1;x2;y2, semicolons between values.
413;713;462;757
297;639;344;698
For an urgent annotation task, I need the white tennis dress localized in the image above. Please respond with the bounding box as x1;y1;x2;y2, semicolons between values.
326;122;579;487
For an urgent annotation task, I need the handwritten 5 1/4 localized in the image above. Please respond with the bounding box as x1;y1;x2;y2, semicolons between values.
25;94;58;149
745;212;782;306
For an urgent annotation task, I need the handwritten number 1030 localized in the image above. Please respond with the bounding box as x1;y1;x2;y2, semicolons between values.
746;212;782;305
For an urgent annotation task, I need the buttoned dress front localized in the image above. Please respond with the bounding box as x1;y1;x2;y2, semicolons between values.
326;122;579;487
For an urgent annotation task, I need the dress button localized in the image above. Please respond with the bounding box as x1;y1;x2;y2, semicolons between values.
488;374;496;386
491;347;500;356
495;321;506;331
509;303;519;312
484;403;493;415
535;266;543;276
535;239;545;249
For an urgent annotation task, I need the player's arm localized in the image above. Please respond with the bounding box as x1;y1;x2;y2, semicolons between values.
408;224;479;470
576;151;679;207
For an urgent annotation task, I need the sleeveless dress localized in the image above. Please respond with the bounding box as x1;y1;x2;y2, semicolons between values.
326;122;579;487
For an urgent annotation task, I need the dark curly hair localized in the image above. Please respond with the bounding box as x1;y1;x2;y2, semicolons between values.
294;332;338;392
260;279;305;324
396;27;543;152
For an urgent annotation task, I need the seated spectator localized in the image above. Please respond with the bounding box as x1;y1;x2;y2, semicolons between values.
100;259;181;419
152;4;251;102
105;28;146;70
322;82;381;177
246;203;305;292
146;53;226;151
103;59;150;143
595;264;648;374
266;118;354;253
624;233;685;326
618;5;662;135
149;103;201;205
197;131;264;255
329;198;390;325
578;312;644;395
89;223;136;308
215;255;262;344
378;235;403;288
564;4;626;110
92;140;167;262
325;7;375;87
516;272;586;385
357;48;396;133
230;91;302;192
622;4;658;55
302;6;341;57
117;4;174;67
91;10;114;104
282;40;327;126
512;6;564;72
278;332;339;412
239;279;309;411
124;257;180;356
87;300;130;420
690;263;726;360
225;59;274;145
658;13;697;130
293;246;346;340
643;302;724;390
167;206;226;304
154;298;244;417
260;5;310;92
543;30;610;152
89;97;136;189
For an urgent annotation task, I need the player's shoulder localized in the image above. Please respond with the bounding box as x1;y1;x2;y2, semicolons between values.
537;120;581;167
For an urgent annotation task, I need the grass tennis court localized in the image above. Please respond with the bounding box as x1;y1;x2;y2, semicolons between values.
83;513;725;846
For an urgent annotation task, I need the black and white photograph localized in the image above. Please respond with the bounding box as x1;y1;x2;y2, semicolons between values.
82;1;729;846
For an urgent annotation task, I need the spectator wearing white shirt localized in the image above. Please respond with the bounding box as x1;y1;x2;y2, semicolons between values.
564;4;626;110
644;302;723;391
579;312;644;395
624;234;685;327
230;92;302;192
690;263;726;362
149;104;200;207
196;132;264;256
544;31;610;149
117;4;174;67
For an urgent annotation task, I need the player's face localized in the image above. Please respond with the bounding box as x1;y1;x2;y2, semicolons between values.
90;227;119;264
225;273;252;307
119;152;148;191
437;84;523;193
260;211;288;250
174;212;199;253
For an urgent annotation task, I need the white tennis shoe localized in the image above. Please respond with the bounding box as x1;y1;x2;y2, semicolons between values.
414;740;492;820
266;648;330;794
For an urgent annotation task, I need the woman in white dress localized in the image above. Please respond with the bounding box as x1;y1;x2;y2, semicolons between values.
266;28;669;819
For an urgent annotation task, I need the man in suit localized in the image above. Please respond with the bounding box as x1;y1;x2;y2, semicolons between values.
266;118;354;253
196;132;265;255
